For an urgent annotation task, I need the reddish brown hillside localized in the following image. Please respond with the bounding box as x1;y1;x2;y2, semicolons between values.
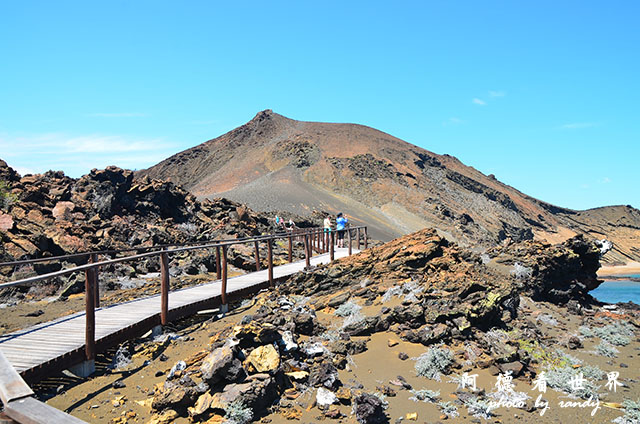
140;110;640;264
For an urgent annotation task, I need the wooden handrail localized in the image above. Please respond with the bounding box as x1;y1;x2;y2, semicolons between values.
0;227;330;267
0;351;87;423
0;226;368;290
0;225;369;387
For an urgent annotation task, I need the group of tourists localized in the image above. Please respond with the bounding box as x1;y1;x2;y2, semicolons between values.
272;212;350;247
323;212;348;248
274;215;295;231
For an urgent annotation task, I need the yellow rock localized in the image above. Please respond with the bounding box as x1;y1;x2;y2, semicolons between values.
203;415;225;424
145;409;178;424
336;386;352;402
188;392;213;416
112;395;127;407
406;412;418;420
387;338;399;347
281;407;302;420
135;398;153;409
247;344;280;372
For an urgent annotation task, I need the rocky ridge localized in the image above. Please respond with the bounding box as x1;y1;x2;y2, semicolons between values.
0;161;313;301
135;228;639;423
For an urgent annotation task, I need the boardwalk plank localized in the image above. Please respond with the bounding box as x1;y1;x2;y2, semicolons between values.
0;249;356;375
5;396;87;424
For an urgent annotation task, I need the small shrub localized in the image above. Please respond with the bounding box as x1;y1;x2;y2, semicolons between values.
415;346;453;381
177;222;198;236
579;326;595;338
546;364;576;394
335;301;361;317
555;349;582;366
593;322;633;346
381;285;402;302
318;330;340;342
381;281;423;302
437;401;459;418
595;341;619;358
487;381;530;405
224;400;253;424
537;313;558;326
581;364;605;381
612;399;640;424
510;262;533;279
546;364;600;399
464;396;494;420
409;389;440;403
0;181;17;211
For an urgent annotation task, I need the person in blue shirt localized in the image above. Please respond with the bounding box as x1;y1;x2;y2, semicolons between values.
336;212;348;247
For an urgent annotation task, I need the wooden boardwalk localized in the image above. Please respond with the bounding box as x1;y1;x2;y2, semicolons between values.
0;248;356;376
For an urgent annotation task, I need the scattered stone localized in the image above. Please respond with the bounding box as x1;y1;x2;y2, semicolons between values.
308;362;340;389
336;386;352;404
498;361;525;377
200;345;234;382
166;360;186;380
316;387;338;408
398;352;409;361
324;405;342;419
151;385;190;410
246;344;280;373
281;407;302;420
353;393;388;424
567;335;583;350
188;392;213;417
146;409;179;424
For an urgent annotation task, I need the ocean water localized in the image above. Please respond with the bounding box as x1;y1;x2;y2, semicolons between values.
590;274;640;305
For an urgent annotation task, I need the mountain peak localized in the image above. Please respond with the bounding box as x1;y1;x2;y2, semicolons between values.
250;109;282;123
139;113;640;264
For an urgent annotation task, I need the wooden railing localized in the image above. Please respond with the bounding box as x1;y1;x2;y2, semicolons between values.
0;351;86;423
0;225;368;366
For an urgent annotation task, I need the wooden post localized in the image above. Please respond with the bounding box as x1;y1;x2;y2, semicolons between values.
267;239;274;287
160;250;170;326
304;234;311;268
288;235;293;263
348;227;352;256
254;241;261;271
357;228;361;250
90;253;99;308
330;231;335;261
215;246;221;280
221;245;228;306
84;265;96;361
364;227;368;249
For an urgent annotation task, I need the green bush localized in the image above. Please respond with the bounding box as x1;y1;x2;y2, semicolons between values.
0;181;17;211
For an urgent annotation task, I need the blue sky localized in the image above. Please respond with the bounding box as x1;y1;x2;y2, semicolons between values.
1;1;638;210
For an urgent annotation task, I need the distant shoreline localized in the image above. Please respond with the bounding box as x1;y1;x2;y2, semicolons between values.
598;261;640;277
